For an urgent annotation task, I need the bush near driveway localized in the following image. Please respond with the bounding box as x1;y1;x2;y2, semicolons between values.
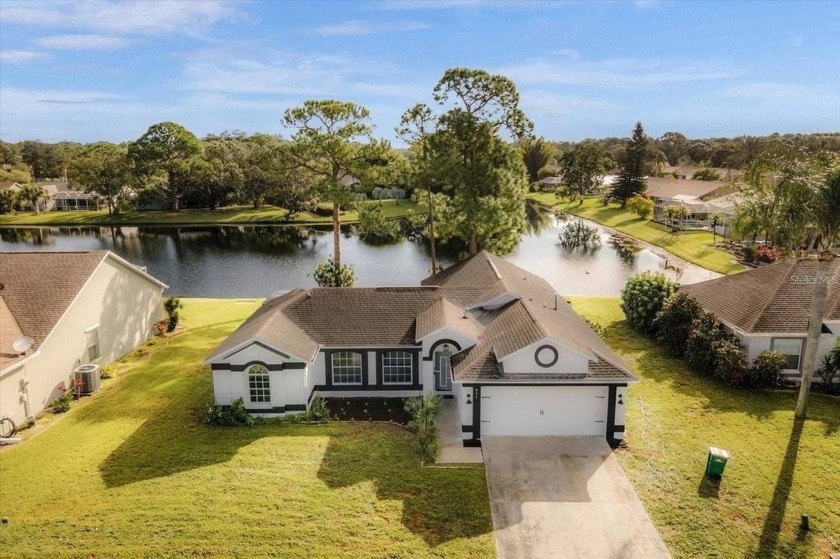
570;296;840;558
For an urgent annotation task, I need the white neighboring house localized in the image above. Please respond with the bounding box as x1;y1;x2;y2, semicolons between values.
681;259;840;381
0;251;166;425
205;251;638;448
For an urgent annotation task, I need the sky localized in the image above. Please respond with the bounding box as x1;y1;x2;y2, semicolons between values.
0;0;838;145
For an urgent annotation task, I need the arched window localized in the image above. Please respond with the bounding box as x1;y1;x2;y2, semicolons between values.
331;352;364;385
247;364;271;403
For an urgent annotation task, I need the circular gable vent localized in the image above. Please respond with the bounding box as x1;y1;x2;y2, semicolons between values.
535;345;559;368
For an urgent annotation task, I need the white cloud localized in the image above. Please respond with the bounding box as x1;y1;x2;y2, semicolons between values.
0;50;46;64
497;56;735;88
35;34;131;50
376;0;570;10
180;47;428;100
0;0;238;36
309;20;430;37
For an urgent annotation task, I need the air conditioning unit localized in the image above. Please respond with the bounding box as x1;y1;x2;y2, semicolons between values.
73;364;101;395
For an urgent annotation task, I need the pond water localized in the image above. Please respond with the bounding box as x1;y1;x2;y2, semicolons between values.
0;207;720;297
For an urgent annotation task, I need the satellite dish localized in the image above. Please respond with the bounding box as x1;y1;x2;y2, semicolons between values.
12;336;33;355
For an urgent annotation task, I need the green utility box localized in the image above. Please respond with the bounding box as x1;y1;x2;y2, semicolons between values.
706;447;731;477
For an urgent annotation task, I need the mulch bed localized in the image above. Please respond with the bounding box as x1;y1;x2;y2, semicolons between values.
325;397;411;424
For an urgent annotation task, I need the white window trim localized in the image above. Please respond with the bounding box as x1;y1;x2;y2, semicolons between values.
381;350;413;385
771;337;804;371
246;364;271;405
331;352;364;386
84;323;101;333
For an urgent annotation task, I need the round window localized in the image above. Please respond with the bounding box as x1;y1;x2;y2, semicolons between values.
535;345;559;368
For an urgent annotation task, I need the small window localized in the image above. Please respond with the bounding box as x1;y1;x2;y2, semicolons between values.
382;351;412;385
331;352;363;385
87;328;100;361
772;338;804;370
247;364;271;403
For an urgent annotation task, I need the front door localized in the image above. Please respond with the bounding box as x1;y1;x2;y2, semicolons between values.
434;351;453;392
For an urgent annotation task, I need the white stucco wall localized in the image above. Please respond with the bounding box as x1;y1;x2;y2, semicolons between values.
742;332;838;379
500;338;591;375
210;342;308;412
0;257;163;424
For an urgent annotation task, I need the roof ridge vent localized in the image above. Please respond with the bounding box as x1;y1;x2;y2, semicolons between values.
486;256;503;280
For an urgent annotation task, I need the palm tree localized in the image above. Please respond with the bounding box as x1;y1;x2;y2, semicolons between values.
17;184;47;214
796;169;840;419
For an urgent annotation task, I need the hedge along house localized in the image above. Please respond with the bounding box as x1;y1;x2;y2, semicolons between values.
205;251;637;447
0;251;166;425
680;259;840;382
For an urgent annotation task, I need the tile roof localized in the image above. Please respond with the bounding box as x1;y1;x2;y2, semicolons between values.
680;259;840;334
0;251;108;369
206;251;636;383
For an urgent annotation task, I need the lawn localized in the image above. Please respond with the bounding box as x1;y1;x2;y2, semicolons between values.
0;299;494;559
0;199;422;227
529;193;746;275
570;296;840;559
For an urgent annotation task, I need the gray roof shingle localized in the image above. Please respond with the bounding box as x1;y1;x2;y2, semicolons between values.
680;259;840;334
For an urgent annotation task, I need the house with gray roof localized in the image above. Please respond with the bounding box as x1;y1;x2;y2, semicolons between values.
680;259;840;381
0;251;166;426
206;251;637;447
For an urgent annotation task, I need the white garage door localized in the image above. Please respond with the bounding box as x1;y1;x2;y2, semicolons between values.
480;385;608;437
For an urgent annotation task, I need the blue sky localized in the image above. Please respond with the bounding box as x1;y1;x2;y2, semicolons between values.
1;0;838;145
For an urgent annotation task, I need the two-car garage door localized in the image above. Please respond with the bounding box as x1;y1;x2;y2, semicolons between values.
479;385;608;437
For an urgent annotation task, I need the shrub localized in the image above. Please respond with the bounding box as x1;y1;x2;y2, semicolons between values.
749;350;787;388
755;245;782;263
620;272;679;334
99;365;116;380
404;396;443;465
313;259;355;287
163;296;182;332
817;344;840;394
691;168;722;181
626;195;654;219
306;393;330;421
685;312;726;376
653;292;704;357
713;338;749;385
50;389;74;414
206;397;255;426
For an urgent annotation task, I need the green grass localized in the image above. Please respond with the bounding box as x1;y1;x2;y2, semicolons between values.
0;199;422;227
0;299;494;559
569;296;840;559
529;193;746;275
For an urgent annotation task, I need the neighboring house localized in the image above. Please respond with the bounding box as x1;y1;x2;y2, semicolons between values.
53;190;101;211
1;181;59;211
646;178;737;230
0;251;166;425
680;259;840;382
536;176;563;191
206;251;637;447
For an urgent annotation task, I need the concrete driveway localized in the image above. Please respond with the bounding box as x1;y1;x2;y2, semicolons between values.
483;436;671;559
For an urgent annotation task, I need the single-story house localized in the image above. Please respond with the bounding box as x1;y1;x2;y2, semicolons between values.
647;178;738;230
536;176;563;191
680;259;840;381
53;190;101;211
0;181;56;212
205;251;637;447
0;251;166;425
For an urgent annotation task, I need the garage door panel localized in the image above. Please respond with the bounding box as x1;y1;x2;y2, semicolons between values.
480;386;608;437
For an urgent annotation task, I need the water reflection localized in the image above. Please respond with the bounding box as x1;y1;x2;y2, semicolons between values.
558;219;602;255
1;216;721;297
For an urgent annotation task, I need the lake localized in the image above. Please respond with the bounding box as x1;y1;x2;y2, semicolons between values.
0;210;720;297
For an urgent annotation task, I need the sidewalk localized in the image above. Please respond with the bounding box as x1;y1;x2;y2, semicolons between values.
437;398;483;464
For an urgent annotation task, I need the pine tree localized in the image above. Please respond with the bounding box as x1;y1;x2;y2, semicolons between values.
613;122;650;207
